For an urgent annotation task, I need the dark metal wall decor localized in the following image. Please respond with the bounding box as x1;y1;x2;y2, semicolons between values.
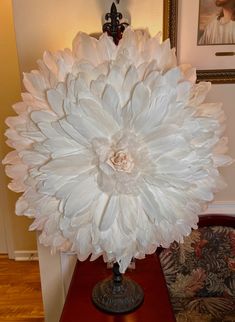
165;0;235;84
102;2;129;45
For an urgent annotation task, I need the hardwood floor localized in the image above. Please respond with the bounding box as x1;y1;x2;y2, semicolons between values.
0;255;44;322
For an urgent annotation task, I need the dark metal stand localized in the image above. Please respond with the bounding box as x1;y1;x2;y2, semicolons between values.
92;262;144;314
102;2;129;45
93;2;143;315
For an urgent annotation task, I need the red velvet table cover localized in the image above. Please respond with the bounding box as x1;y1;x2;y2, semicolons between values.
60;254;176;322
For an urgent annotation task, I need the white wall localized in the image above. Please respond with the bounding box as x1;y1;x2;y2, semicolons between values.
207;84;235;202
37;239;77;322
0;0;37;257
177;0;235;208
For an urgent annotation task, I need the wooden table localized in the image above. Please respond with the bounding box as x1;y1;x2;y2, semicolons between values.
60;254;176;322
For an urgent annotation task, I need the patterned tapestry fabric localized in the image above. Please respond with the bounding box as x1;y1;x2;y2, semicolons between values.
159;226;235;322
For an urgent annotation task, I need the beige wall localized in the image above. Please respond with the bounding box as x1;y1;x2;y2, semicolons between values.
207;84;235;202
177;0;235;203
0;0;36;253
12;0;163;73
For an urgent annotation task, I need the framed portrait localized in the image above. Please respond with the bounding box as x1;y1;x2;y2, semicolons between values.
163;0;235;83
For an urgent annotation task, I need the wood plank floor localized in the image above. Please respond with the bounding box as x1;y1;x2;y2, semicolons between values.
0;255;44;322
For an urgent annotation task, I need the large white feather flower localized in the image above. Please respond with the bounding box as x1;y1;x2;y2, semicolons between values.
3;28;232;272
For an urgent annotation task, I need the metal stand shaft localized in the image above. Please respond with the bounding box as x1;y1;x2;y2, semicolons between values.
92;262;144;314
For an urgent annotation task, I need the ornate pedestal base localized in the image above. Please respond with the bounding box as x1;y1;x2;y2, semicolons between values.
92;263;144;314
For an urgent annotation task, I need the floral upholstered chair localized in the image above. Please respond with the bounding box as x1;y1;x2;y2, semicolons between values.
159;215;235;322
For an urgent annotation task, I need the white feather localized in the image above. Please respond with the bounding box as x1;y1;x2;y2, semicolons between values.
3;28;232;274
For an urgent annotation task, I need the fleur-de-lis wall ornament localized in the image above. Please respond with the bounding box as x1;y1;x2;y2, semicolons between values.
102;2;129;45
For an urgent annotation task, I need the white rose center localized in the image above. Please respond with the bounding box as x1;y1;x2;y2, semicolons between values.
107;150;134;173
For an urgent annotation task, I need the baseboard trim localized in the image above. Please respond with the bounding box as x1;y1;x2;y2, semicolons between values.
203;201;235;215
14;250;38;261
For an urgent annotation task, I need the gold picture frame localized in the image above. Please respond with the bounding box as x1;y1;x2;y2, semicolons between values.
163;0;235;84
